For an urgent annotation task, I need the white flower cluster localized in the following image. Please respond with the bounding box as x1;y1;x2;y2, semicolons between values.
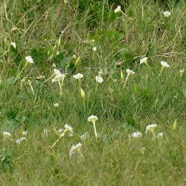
88;115;98;123
52;68;66;83
69;143;82;157
2;130;28;144
73;73;84;80
25;56;34;64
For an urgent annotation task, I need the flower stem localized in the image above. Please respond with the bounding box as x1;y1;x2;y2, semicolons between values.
121;10;134;20
92;121;98;138
123;74;130;88
50;133;65;149
58;81;63;95
159;66;164;76
17;63;28;78
43;74;55;83
82;97;86;111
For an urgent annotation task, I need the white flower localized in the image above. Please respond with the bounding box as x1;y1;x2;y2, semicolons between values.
54;68;62;76
69;143;82;157
54;103;59;107
58;128;64;134
25;56;34;64
88;115;98;123
73;73;84;79
140;57;148;65
80;132;90;141
42;129;49;137
96;76;104;83
64;124;73;137
3;131;11;137
22;131;28;136
64;0;68;3
51;73;66;83
72;54;77;59
36;75;45;80
130;131;142;138
93;47;97;52
10;42;16;49
114;6;121;13
179;69;185;74
160;61;170;68
126;69;135;75
16;137;27;144
157;133;163;138
88;115;99;138
145;124;157;133
163;11;171;17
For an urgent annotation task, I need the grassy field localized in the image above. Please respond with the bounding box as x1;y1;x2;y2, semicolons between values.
0;0;186;185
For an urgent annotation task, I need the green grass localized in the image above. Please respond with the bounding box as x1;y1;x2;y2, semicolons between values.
0;0;186;185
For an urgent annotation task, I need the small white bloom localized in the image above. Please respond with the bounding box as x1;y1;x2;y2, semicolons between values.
64;0;68;3
157;133;163;138
80;132;90;141
51;74;66;83
96;76;104;83
72;54;77;59
126;69;135;75
179;69;185;74
25;56;34;64
54;68;62;76
146;124;157;133
54;103;59;107
64;124;73;137
163;11;171;17
3;131;11;137
42;129;49;137
16;137;27;144
73;73;84;79
130;131;142;138
88;115;98;123
10;42;16;49
69;143;82;157
140;57;148;65
160;61;170;68
22;131;28;136
36;75;45;80
93;47;97;52
58;128;64;134
114;5;121;13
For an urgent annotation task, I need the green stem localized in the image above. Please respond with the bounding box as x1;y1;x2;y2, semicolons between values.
58;81;63;95
50;133;65;149
121;10;134;20
92;121;98;138
82;97;86;111
123;74;130;88
17;63;28;78
43;74;55;83
159;66;164;76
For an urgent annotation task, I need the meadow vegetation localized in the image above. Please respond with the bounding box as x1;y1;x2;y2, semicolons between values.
0;0;186;185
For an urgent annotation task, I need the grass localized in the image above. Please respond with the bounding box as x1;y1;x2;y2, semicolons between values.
0;0;186;185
